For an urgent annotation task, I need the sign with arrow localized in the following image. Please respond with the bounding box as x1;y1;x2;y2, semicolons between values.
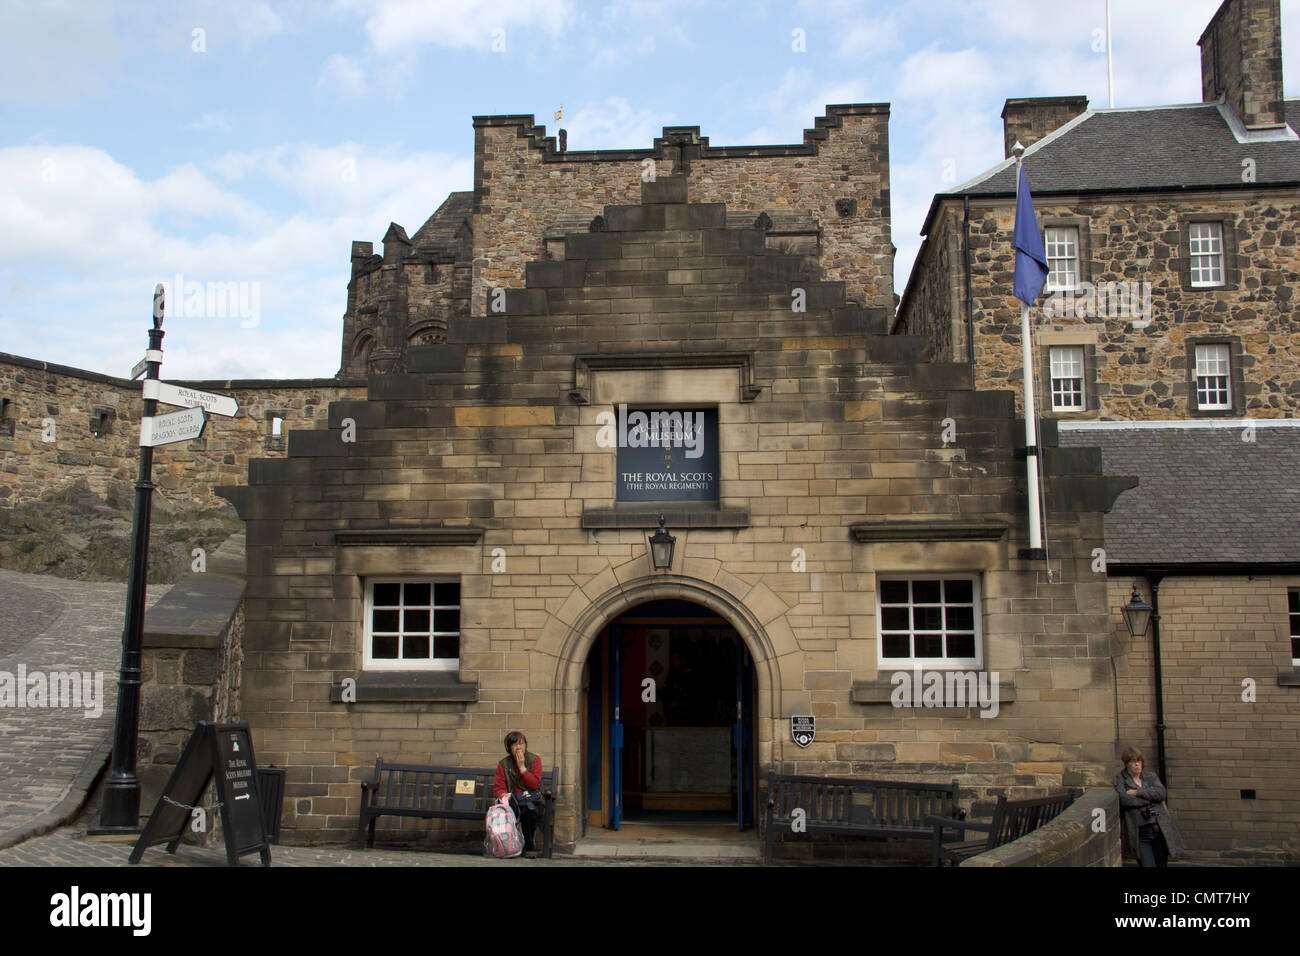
140;406;207;447
142;379;238;418
130;349;164;381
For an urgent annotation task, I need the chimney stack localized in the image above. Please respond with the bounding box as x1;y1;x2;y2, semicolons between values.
1001;96;1089;158
1199;0;1285;131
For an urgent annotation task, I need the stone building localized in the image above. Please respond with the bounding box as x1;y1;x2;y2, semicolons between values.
897;0;1300;861
218;103;1132;853
1058;419;1300;862
0;352;365;510
898;0;1299;423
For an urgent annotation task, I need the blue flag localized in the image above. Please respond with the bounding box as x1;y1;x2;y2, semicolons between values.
1013;164;1048;305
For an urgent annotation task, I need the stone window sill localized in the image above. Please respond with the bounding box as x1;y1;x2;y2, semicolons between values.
1277;669;1300;687
329;670;478;703
582;506;749;529
852;677;1017;707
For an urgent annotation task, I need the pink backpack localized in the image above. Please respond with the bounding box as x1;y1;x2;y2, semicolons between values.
484;795;524;858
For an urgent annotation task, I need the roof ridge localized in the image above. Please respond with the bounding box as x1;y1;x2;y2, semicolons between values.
948;109;1096;193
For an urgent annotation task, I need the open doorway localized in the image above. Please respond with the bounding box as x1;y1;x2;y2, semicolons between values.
582;599;756;832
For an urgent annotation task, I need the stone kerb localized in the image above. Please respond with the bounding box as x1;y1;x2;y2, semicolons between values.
959;787;1121;867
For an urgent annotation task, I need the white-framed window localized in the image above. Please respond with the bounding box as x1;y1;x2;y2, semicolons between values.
1288;589;1300;666
1194;344;1232;410
1189;222;1225;287
364;578;460;671
1049;346;1085;411
1044;227;1079;292
876;576;982;668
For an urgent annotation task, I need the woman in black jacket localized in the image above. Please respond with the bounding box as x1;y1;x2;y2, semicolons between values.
1116;746;1185;866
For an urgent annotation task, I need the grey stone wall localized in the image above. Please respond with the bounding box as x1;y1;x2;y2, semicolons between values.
960;787;1121;866
138;534;247;843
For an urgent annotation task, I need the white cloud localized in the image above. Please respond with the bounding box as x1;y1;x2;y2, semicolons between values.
0;141;472;378
0;2;126;104
832;15;901;60
895;47;996;102
565;98;674;151
339;0;576;54
185;112;234;133
318;53;369;99
234;0;284;46
733;69;874;145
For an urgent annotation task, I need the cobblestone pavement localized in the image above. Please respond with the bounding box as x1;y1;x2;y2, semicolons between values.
0;812;763;866
0;569;170;848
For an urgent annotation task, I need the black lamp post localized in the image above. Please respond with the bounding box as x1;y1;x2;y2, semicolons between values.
1122;582;1153;638
1121;577;1169;786
648;514;675;571
96;284;165;832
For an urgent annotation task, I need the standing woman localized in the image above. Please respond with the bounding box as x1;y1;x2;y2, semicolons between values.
1117;746;1185;867
494;731;544;857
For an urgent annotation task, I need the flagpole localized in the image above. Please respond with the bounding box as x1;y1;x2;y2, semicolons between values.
1106;0;1115;108
1013;144;1045;558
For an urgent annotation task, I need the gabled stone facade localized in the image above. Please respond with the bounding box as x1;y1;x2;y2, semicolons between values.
337;106;894;379
221;175;1131;849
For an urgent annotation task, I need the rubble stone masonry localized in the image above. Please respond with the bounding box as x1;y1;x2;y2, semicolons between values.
900;190;1300;420
0;352;366;509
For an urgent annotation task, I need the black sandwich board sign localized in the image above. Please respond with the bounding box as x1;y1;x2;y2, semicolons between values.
129;721;271;866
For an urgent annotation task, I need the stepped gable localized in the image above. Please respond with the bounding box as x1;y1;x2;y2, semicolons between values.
223;175;1131;548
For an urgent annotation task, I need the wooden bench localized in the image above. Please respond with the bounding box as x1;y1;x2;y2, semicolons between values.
926;788;1080;866
764;771;965;864
356;760;557;858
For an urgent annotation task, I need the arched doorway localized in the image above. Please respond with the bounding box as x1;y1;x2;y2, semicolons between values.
581;598;757;833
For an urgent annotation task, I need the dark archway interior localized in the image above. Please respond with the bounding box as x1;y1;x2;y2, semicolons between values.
582;599;756;829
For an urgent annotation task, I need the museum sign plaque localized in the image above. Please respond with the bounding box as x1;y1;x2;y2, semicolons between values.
612;406;719;501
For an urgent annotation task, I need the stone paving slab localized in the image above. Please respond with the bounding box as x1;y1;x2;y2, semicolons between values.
0;570;170;848
0;820;765;867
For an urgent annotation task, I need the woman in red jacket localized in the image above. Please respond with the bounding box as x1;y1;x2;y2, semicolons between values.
493;731;544;856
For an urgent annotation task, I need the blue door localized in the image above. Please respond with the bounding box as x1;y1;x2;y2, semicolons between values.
609;628;624;830
733;640;754;829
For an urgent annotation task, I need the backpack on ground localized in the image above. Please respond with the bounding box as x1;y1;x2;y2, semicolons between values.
484;794;524;858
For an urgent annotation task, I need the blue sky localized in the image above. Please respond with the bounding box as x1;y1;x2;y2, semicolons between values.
2;0;1297;380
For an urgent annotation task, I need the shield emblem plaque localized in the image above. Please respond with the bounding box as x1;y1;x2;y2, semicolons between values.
790;715;815;748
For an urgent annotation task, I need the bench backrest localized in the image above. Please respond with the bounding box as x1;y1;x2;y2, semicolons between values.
367;760;555;814
768;772;960;828
986;789;1079;848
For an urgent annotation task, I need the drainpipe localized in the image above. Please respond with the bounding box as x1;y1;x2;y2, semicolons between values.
1147;570;1169;787
963;195;974;364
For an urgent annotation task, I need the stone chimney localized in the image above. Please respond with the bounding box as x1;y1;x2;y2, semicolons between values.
1199;0;1285;130
1001;96;1089;158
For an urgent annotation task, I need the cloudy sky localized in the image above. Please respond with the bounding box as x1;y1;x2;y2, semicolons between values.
2;0;1297;380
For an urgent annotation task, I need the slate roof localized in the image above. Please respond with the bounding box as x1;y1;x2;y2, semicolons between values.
920;100;1300;234
411;191;473;250
1057;423;1300;565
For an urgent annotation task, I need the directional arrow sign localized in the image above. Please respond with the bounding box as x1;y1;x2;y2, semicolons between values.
140;406;207;447
143;379;238;418
130;349;164;381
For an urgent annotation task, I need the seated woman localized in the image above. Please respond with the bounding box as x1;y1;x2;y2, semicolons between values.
493;731;544;856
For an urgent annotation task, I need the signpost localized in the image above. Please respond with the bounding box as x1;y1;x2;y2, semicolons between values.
130;350;163;381
96;285;239;834
129;721;272;867
140;406;207;447
143;379;239;418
